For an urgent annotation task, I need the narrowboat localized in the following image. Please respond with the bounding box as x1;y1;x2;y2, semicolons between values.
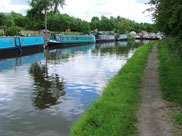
117;34;128;41
0;36;45;59
48;34;96;48
95;35;115;43
141;33;159;40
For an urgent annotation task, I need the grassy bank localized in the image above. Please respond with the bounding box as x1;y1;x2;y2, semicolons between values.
158;40;182;104
158;40;182;124
70;41;155;136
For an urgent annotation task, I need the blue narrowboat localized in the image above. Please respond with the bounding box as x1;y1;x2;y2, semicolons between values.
48;34;96;47
0;36;45;59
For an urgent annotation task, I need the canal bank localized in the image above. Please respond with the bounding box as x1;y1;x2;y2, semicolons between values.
70;41;155;136
157;40;182;135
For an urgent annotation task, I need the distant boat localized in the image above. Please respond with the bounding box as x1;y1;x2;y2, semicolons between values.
0;36;45;59
117;34;128;41
141;33;159;40
48;34;96;47
95;35;115;43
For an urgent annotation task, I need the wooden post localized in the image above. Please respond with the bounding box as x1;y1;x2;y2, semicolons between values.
44;9;47;47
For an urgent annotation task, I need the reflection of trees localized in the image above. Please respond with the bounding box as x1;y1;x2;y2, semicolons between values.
92;41;144;56
29;63;65;110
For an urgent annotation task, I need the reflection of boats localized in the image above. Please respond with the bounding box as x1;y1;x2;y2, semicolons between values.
0;36;45;59
0;52;44;71
115;41;128;47
96;42;115;48
46;44;95;60
48;34;95;47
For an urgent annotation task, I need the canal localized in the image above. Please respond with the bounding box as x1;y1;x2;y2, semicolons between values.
0;40;148;136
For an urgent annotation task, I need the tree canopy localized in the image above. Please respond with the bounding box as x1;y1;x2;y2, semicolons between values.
0;0;157;35
148;0;182;37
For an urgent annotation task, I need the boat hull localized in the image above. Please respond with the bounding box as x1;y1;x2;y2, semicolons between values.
116;38;128;41
96;39;115;43
48;41;95;49
0;44;44;60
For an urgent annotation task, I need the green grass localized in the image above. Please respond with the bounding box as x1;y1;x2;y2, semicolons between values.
158;40;182;104
175;112;182;124
70;41;155;136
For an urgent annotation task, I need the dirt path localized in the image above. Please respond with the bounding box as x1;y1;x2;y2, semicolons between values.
136;43;174;136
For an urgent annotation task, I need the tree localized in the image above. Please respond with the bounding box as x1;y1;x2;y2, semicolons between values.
148;0;182;37
51;0;65;14
117;19;131;34
90;16;100;30
28;0;65;39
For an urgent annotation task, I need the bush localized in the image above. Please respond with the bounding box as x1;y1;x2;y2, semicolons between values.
175;112;182;124
4;26;21;36
158;40;182;104
163;37;182;63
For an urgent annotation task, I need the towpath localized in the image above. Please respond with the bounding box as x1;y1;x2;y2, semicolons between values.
136;43;175;136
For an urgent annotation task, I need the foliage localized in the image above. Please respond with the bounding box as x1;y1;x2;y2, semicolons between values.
11;12;27;28
0;13;6;26
117;19;131;33
90;16;100;30
70;41;155;136
0;10;157;35
0;31;4;36
4;25;21;36
175;112;182;124
158;40;182;104
148;0;182;37
90;15;157;33
47;13;90;32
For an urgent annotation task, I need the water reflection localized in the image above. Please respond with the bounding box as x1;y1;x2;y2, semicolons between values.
0;53;44;71
29;63;65;110
46;44;94;61
0;41;148;136
93;41;144;56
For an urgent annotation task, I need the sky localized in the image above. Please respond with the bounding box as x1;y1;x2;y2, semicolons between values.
0;0;153;23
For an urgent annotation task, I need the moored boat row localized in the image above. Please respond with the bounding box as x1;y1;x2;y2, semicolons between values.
0;31;162;59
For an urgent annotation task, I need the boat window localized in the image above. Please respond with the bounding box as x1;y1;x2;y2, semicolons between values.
56;35;60;41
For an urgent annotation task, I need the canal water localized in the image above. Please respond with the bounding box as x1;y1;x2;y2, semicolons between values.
0;41;148;136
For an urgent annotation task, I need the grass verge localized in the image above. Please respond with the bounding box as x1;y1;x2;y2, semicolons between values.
158;40;182;126
70;41;155;136
175;112;182;125
158;40;182;104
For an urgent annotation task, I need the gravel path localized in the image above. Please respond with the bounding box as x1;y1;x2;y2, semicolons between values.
137;43;174;136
